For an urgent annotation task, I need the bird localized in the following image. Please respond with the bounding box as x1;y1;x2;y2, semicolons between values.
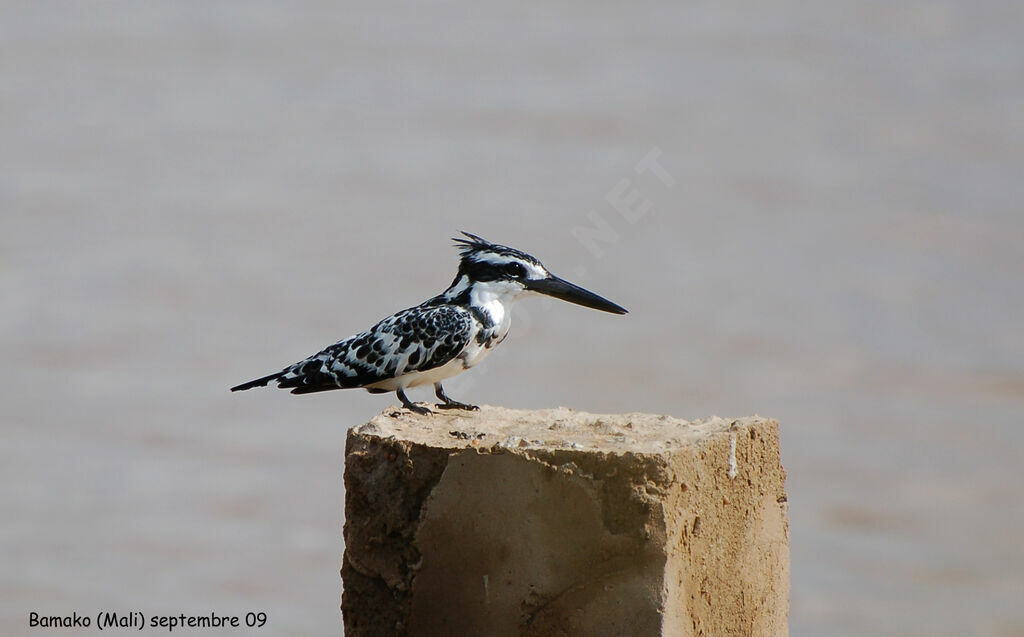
231;232;628;414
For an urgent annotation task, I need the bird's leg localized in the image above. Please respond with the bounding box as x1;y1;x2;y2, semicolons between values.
434;383;480;411
396;388;432;415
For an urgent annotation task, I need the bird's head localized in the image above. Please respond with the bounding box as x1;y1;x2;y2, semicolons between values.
447;232;628;314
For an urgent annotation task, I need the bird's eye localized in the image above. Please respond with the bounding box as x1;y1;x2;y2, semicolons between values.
505;262;526;278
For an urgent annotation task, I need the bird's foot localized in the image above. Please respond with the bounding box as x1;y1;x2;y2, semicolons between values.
436;401;479;411
405;403;433;415
396;388;433;415
431;384;479;412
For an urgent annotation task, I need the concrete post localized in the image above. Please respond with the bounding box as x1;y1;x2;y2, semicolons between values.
342;406;788;636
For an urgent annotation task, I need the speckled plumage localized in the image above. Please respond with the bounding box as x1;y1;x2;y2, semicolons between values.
232;232;627;414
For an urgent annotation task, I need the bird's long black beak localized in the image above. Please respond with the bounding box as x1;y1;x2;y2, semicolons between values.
526;275;628;314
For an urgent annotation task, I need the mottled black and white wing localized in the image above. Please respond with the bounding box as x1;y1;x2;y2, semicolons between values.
231;305;475;395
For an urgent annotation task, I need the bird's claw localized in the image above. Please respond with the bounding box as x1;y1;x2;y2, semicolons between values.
405;403;433;415
436;402;480;411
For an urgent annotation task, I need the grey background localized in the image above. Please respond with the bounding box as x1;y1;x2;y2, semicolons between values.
3;1;1022;635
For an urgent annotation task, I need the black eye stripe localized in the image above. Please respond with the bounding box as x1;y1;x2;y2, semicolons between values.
457;257;533;282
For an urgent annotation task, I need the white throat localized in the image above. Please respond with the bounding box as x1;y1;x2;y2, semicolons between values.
468;280;522;330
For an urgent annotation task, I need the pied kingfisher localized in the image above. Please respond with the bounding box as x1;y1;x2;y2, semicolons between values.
231;232;627;414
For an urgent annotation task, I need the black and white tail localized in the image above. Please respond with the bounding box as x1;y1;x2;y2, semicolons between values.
230;371;285;392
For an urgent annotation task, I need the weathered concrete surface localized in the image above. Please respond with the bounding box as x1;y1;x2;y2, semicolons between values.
342;406;788;637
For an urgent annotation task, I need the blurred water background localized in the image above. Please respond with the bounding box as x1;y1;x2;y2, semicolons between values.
2;1;1022;635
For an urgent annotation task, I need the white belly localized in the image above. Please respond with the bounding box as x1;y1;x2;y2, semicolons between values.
397;356;472;389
